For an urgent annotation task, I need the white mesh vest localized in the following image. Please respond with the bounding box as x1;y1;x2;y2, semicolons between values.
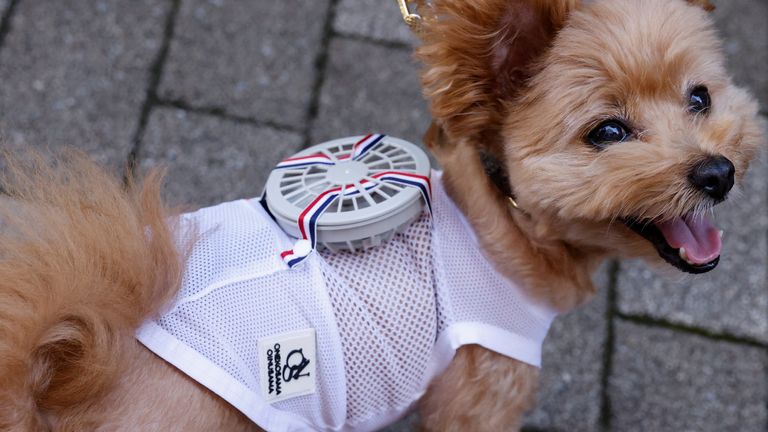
136;171;557;432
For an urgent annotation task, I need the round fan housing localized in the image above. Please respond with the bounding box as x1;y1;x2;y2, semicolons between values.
265;136;431;252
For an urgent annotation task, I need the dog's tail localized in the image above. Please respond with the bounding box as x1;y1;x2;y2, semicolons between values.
0;151;186;429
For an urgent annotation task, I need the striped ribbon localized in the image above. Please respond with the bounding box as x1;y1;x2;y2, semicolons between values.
274;134;432;268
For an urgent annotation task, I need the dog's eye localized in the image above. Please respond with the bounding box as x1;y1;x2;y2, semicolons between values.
587;121;630;148
688;86;711;114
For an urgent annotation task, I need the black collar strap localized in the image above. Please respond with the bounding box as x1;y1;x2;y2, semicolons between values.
479;149;523;211
427;122;522;212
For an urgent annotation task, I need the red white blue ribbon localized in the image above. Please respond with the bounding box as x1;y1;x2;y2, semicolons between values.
275;134;431;268
275;153;335;169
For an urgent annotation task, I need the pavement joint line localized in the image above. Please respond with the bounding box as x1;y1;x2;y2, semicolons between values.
301;0;340;149
0;0;20;52
615;312;768;350
154;98;300;133
332;30;414;51
599;259;619;432
521;426;561;432
127;0;181;180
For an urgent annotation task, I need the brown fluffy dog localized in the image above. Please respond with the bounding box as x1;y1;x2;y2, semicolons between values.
0;0;764;430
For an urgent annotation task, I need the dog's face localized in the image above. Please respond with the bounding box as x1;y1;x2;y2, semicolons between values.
419;0;765;274
505;0;763;273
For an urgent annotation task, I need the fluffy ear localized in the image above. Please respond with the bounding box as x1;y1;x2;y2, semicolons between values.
686;0;715;12
416;0;578;144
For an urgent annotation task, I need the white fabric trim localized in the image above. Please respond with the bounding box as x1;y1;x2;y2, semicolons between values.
421;321;546;393
445;322;545;367
136;321;317;432
138;320;544;432
136;321;415;432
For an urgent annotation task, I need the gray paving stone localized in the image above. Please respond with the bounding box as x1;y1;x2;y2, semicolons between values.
525;263;610;432
0;0;169;168
138;108;303;207
158;0;328;129
381;413;418;432
334;0;419;45
311;38;430;149
713;0;768;109
617;147;768;342
609;320;768;432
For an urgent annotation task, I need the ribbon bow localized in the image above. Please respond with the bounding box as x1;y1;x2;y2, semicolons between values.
274;134;432;268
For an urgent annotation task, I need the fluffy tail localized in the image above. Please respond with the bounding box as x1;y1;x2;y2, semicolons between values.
0;151;186;429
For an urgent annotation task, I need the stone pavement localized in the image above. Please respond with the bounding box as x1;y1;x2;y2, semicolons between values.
0;1;765;431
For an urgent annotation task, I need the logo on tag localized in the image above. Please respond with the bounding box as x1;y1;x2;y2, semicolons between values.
258;328;316;403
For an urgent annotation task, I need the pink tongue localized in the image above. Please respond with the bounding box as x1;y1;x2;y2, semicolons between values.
656;215;722;264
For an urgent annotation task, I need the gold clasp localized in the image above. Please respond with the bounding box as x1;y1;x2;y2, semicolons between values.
396;0;423;33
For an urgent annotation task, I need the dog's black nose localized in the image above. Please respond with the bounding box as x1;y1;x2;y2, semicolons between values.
688;155;735;202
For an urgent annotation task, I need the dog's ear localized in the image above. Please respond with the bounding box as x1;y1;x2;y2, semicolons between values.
417;0;578;144
686;0;715;12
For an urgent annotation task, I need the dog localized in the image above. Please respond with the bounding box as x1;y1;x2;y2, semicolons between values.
0;0;764;430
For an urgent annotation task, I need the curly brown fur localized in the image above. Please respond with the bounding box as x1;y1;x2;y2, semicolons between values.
417;0;763;430
418;0;763;307
0;151;181;429
0;152;253;430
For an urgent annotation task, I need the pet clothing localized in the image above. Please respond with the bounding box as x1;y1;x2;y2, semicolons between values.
136;171;557;432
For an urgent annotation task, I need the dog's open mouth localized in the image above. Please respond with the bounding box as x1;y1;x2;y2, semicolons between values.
623;213;722;274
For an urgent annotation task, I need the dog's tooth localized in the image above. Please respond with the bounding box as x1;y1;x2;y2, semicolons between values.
719;230;724;239
679;247;688;262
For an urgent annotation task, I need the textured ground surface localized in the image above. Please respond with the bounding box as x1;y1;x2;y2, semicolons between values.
0;1;765;431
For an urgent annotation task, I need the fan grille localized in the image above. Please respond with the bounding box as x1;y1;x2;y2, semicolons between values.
265;136;431;250
276;141;419;213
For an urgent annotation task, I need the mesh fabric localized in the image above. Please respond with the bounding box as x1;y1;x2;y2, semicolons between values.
136;172;556;432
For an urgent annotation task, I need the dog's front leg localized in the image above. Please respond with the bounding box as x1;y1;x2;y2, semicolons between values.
418;345;539;432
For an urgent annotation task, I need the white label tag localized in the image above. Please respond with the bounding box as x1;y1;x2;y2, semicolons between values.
258;328;317;403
